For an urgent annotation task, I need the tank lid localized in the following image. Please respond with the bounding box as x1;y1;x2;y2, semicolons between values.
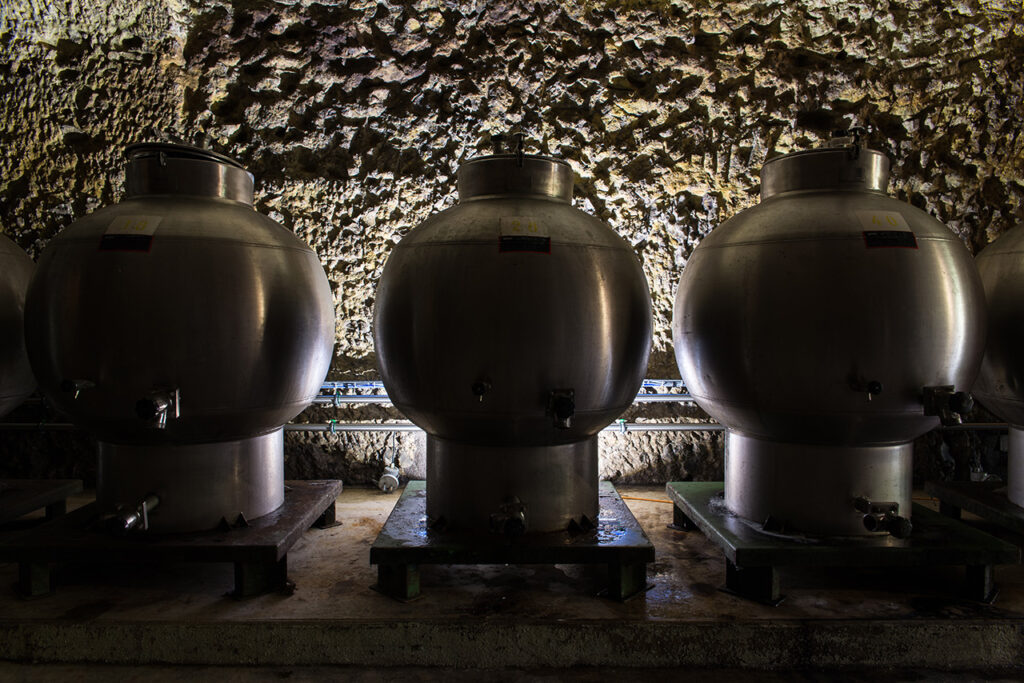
124;142;255;205
760;128;890;199
457;134;573;202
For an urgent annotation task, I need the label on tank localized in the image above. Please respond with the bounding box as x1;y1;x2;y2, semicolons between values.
862;230;918;249
857;211;916;249
99;215;162;252
499;216;550;253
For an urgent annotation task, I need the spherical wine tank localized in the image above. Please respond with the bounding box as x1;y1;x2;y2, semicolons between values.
374;140;652;534
672;130;985;537
0;234;35;417
25;143;335;532
973;228;1024;508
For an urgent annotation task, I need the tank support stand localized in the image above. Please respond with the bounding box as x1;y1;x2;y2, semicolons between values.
0;479;83;526
666;482;1018;606
371;481;654;601
0;480;341;598
926;480;1024;535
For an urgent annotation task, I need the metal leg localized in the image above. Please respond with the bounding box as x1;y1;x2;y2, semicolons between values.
44;500;67;521
725;559;782;605
607;561;647;601
233;556;289;597
939;501;962;520
315;501;340;529
966;564;997;603
18;562;52;598
669;504;698;531
376;563;420;601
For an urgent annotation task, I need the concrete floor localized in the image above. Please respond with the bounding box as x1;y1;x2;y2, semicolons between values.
0;485;1023;677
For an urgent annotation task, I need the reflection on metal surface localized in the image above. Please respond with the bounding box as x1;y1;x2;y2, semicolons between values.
24;143;335;532
2;420;1015;434
0;235;35;418
374;143;652;534
974;225;1024;507
673;131;986;536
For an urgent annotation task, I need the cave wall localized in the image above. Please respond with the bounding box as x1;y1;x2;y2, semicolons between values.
1;0;1022;485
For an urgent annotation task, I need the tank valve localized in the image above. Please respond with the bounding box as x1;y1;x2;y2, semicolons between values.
378;465;400;493
548;389;575;429
60;379;95;400
922;385;974;425
113;493;160;533
854;496;912;538
490;497;527;536
866;380;883;401
136;388;180;429
471;378;492;403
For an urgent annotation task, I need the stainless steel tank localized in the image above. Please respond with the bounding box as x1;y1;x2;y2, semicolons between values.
25;143;335;532
0;234;35;417
672;129;985;537
374;136;652;534
973;228;1024;508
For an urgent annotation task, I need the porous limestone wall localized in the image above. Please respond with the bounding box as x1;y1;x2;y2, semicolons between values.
1;0;1022;485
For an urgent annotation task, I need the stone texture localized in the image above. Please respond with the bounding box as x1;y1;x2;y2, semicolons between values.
1;0;1022;485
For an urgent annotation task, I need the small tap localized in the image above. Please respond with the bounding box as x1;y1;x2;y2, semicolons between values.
548;389;576;430
60;379;95;400
136;388;180;429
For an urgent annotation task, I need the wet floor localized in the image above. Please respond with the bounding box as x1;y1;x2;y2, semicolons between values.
0;485;1022;673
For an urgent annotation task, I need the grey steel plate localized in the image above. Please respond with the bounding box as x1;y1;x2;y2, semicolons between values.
0;480;342;565
370;481;655;566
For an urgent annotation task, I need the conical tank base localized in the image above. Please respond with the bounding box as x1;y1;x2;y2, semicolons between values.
98;429;285;533
426;436;599;535
724;431;912;537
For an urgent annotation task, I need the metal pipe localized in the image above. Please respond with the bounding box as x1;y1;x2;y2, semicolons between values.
283;421;727;434
313;392;696;405
0;420;1012;434
321;378;688;390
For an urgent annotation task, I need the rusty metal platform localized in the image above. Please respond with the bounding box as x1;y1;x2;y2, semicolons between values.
0;479;342;598
667;481;1020;605
370;480;654;601
926;479;1024;535
0;479;82;525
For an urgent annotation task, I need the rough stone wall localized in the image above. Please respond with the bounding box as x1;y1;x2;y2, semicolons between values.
1;0;1022;485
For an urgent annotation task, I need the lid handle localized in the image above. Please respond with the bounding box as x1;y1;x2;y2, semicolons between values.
491;131;526;167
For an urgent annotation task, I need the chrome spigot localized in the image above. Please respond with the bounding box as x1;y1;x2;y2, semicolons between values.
136;388;180;429
490;496;527;536
854;497;912;539
548;389;575;430
378;465;400;493
115;493;160;532
922;385;974;426
60;379;95;400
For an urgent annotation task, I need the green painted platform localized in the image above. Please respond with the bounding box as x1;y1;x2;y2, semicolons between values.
667;481;1020;604
370;480;655;601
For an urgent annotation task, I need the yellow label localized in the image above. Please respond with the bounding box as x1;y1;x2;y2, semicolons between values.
106;215;162;236
855;211;910;232
499;216;547;237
